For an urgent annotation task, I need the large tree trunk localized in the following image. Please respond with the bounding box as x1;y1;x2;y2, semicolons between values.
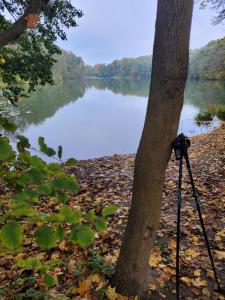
112;0;194;298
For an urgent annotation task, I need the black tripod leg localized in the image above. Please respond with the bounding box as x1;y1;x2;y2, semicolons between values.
176;156;183;300
184;152;221;291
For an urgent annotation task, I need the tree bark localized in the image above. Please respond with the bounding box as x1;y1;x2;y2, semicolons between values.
112;0;194;298
0;0;48;47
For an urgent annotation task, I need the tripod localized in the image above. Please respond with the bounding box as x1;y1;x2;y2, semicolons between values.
172;133;221;300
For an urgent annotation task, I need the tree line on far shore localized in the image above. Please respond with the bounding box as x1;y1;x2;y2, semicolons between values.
54;38;225;81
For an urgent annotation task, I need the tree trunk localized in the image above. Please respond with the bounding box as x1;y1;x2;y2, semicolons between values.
112;0;194;298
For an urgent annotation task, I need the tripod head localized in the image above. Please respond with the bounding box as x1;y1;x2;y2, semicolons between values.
172;133;190;160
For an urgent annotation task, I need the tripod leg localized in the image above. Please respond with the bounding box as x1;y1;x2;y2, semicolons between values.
184;153;221;291
176;156;183;300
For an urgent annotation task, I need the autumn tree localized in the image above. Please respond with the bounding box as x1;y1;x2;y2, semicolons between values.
112;0;194;298
0;0;82;102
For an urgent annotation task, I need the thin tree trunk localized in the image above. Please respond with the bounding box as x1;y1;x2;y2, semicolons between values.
112;0;194;298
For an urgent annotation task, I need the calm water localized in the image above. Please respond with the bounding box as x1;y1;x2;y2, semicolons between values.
1;79;224;160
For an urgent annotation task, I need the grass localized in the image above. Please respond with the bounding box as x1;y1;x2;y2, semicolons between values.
195;104;225;124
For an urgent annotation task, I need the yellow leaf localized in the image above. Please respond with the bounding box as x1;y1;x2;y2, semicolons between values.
192;236;199;243
206;269;214;278
194;270;201;277
192;278;207;287
106;286;117;300
215;250;225;260
180;276;192;286
185;248;200;258
149;249;162;268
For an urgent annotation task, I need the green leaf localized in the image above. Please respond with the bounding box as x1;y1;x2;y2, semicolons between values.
65;176;79;193
0;117;17;132
48;163;61;172
10;208;36;217
85;210;96;224
44;273;57;288
0;222;23;251
70;225;94;247
102;205;118;217
38;137;56;157
16;174;30;187
65;158;77;166
38;184;52;195
60;207;81;224
17;258;42;270
57;191;68;204
16;135;30;152
44;214;64;223
23;188;39;203
95;218;107;232
29;168;44;184
0;137;15;161
52;174;66;191
36;226;57;249
55;226;64;241
58;145;63;159
30;156;46;170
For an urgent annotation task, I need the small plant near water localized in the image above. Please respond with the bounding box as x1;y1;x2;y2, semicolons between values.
0;116;118;294
195;104;225;125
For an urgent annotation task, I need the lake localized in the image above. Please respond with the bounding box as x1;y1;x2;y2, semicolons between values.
1;79;224;160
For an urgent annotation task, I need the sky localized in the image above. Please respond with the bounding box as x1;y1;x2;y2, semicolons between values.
57;0;225;65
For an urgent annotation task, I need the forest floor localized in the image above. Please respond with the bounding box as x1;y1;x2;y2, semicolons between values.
0;124;225;300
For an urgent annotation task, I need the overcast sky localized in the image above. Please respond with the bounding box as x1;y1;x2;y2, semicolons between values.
57;0;225;65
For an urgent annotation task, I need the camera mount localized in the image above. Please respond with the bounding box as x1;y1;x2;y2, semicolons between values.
172;133;222;299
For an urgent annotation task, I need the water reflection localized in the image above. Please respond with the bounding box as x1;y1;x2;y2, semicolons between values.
0;79;224;159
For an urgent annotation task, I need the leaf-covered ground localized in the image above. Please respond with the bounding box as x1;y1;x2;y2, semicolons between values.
0;124;225;299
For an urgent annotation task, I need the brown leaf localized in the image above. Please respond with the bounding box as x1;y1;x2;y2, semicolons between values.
25;14;40;29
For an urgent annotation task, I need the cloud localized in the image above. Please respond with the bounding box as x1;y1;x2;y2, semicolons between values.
57;0;225;64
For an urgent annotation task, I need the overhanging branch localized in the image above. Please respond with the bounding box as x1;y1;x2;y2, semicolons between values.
0;0;48;47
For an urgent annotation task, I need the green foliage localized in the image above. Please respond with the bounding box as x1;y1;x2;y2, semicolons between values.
95;218;108;232
0;1;83;102
36;226;58;249
65;157;77;166
85;56;152;80
0;136;15;160
0;222;23;251
38;136;56;157
0;116;17;132
189;38;225;80
102;205;118;217
44;273;58;288
0;121;117;292
195;111;214;124
87;256;114;277
70;225;95;247
195;104;225;124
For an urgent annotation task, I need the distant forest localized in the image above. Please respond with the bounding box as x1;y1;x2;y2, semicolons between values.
53;38;225;81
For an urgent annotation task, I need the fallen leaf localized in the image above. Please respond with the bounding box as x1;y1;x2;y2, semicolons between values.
193;270;201;277
215;250;225;260
180;276;192;286
73;279;90;297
